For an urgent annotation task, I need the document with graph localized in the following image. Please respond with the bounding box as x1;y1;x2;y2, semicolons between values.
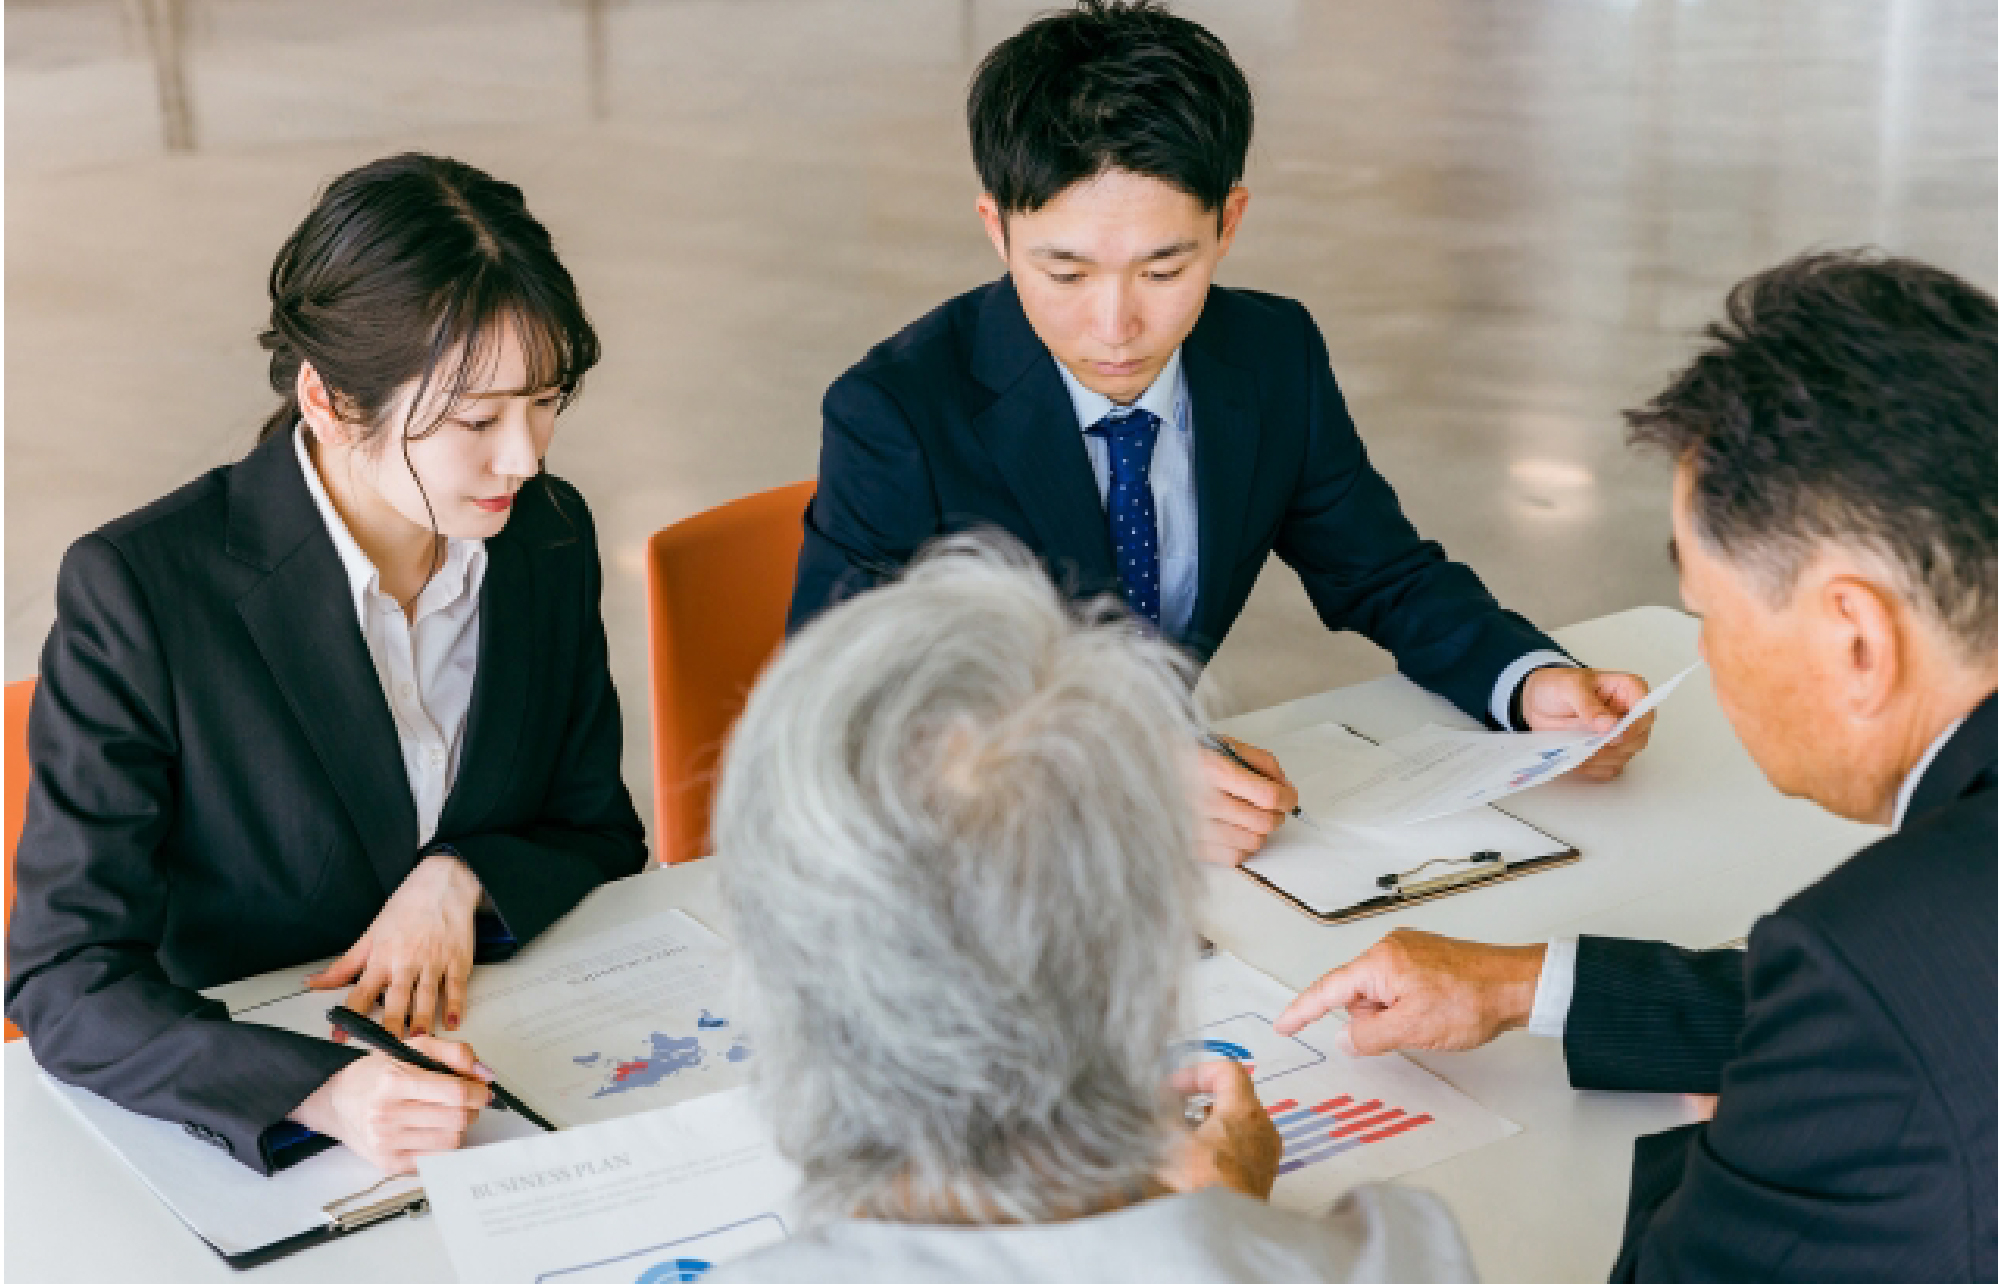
448;909;753;1127
236;908;753;1129
420;1086;798;1284
1188;951;1519;1211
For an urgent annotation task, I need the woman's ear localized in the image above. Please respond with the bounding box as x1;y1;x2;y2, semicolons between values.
295;360;352;449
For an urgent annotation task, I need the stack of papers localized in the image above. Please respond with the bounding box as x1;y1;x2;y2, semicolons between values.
1274;665;1695;830
413;951;1521;1283
48;909;751;1264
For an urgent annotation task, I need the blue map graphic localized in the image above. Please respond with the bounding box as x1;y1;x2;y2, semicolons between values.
593;1033;705;1097
576;1015;752;1098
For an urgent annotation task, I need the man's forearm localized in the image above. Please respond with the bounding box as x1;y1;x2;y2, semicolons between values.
1563;937;1747;1094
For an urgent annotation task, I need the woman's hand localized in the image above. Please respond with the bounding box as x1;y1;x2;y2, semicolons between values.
289;1038;491;1174
1161;1059;1283;1200
307;851;483;1037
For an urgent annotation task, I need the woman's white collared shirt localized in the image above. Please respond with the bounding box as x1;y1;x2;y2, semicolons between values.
293;426;486;847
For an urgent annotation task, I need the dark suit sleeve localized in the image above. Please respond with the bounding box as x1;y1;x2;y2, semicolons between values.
447;490;647;948
1608;914;1939;1282
5;535;361;1174
1564;936;1746;1093
787;371;941;634
1275;306;1563;723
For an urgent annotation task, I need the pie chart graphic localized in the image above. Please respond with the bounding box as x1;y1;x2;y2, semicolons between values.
635;1261;712;1283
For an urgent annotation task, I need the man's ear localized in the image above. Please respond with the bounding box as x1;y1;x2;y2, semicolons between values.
296;361;354;449
1818;573;1902;721
1215;185;1251;257
974;194;1010;265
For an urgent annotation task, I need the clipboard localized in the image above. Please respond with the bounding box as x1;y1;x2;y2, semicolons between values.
1238;724;1579;924
226;1176;434;1271
40;908;741;1270
43;1068;543;1271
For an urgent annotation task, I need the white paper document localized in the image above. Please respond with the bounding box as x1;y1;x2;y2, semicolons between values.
420;1086;799;1284
1269;664;1696;828
237;908;752;1128
42;909;750;1263
1188;952;1519;1211
450;909;752;1126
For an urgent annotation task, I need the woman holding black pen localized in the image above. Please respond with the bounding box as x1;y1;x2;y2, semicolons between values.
5;154;646;1175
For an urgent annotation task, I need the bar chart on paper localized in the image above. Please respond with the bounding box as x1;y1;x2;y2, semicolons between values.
1268;1094;1433;1175
1190;953;1518;1211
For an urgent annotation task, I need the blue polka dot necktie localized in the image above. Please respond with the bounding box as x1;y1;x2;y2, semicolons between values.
1087;408;1164;627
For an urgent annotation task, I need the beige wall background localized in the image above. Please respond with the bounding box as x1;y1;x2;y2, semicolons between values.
9;0;1997;829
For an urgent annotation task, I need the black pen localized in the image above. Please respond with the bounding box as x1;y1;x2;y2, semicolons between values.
325;1006;559;1132
1201;732;1320;829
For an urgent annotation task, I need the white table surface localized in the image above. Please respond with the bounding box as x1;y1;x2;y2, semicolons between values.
3;606;1875;1283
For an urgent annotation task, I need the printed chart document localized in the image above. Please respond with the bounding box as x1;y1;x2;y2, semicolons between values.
1268;665;1696;829
453;909;752;1126
1188;951;1519;1212
238;908;753;1129
48;908;747;1266
420;1086;798;1284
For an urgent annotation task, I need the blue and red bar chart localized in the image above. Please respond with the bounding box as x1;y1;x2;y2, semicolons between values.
1187;952;1520;1206
1266;1094;1435;1175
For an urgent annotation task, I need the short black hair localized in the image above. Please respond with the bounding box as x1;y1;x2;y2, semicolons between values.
1628;249;1998;652
967;1;1252;217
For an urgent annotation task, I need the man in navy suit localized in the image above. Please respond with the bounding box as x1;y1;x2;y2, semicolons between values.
1275;251;1998;1280
790;1;1653;865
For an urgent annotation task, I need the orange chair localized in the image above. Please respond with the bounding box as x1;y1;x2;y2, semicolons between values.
5;678;36;1040
644;481;815;865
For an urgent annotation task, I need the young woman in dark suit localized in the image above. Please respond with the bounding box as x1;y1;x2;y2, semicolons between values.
4;154;647;1175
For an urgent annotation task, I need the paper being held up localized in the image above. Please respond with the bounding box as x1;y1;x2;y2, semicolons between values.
1277;664;1696;829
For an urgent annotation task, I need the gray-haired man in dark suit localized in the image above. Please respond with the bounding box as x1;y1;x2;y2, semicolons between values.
1276;250;1998;1283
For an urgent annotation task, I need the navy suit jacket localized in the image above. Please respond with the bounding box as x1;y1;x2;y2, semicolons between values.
788;278;1560;724
5;431;646;1172
1565;690;1998;1281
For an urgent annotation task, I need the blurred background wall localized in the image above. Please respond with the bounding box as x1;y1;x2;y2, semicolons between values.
8;0;1997;827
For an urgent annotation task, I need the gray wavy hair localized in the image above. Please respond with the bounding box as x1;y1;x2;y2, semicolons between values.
714;535;1206;1223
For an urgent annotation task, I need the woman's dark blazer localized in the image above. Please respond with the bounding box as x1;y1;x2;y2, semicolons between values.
4;430;647;1172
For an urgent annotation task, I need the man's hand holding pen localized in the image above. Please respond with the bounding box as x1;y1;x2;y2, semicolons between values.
1197;735;1300;866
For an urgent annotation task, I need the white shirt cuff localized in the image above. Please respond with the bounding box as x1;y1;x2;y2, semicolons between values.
1527;937;1579;1038
1490;650;1577;731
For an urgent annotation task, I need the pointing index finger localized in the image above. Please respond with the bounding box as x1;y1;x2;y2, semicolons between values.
1274;959;1374;1035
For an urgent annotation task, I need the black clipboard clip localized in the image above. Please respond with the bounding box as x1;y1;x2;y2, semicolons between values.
1376;850;1506;897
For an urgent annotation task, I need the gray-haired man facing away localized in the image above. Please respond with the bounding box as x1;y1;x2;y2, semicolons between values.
709;537;1477;1284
